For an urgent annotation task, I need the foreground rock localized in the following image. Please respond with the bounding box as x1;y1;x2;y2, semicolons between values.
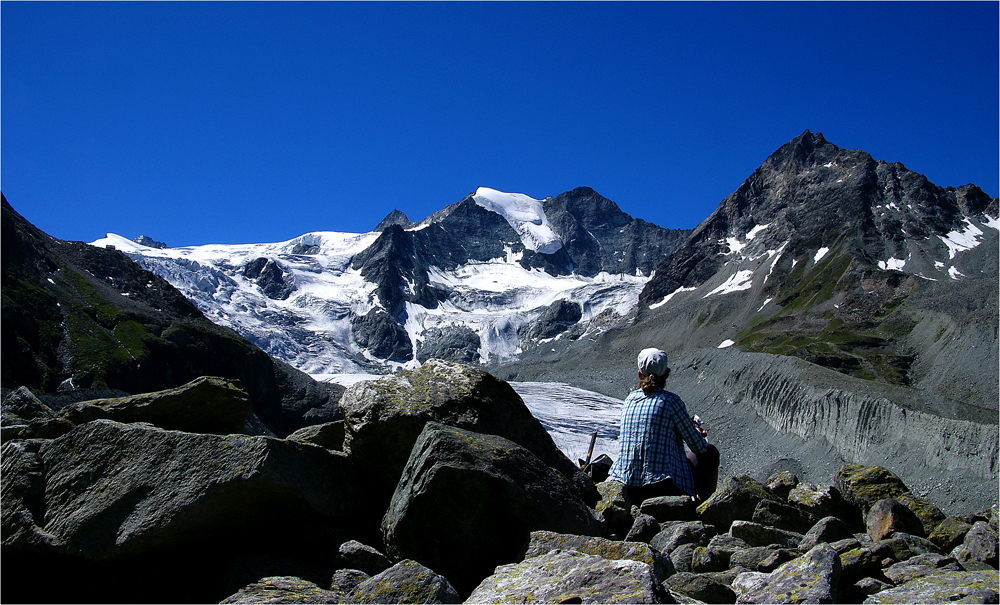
3;420;361;561
220;576;340;604
59;375;251;435
467;548;671;604
382;422;602;595
340;360;592;501
348;560;461;604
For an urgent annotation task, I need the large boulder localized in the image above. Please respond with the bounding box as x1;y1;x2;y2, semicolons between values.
862;569;999;604
467;548;672;604
347;560;461;604
524;530;675;583
381;422;602;596
339;360;591;500
834;465;945;535
697;475;772;532
734;543;841;604
59;376;251;435
2;419;361;560
220;576;340;604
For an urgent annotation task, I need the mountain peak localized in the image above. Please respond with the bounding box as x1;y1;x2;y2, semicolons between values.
471;187;563;254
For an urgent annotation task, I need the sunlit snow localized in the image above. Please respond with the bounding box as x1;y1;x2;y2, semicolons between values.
649;286;697;309
814;247;830;264
473;187;563;254
704;270;754;297
878;258;906;271
939;219;985;260
717;339;735;349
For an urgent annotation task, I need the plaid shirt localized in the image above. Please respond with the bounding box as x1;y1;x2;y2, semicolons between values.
608;388;709;497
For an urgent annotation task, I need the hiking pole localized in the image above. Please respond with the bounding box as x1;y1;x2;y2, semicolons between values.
580;428;598;472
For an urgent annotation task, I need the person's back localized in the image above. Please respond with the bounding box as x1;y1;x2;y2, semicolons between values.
607;348;719;504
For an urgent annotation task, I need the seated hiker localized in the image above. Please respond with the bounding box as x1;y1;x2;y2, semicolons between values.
607;347;720;504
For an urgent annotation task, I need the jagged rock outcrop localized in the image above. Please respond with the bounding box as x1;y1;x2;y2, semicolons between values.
522;298;583;341
132;235;168;249
350;308;413;362
415;325;480;364
544;186;691;277
243;257;294;300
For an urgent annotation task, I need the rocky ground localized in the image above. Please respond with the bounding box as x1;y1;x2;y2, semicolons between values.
2;360;996;604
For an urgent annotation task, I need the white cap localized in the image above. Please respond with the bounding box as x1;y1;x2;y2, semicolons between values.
637;348;669;377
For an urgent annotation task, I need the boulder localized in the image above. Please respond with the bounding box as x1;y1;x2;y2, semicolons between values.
951;521;999;571
882;552;962;584
729;520;804;549
59;376;251;435
381;423;602;595
1;386;56;423
665;571;737;604
466;548;671;604
866;498;925;540
697;475;772;532
339;360;591;500
650;520;717;555
2;419;361;560
348;560;461;604
928;516;975;553
834;465;944;535
729;546;797;573
697;534;752;571
752;499;818;534
876;532;942;562
329;569;370;600
524;530;675;582
286;420;345;451
670;542;697;573
734;543;841;604
862;569;999;604
838;577;893;604
220;576;340;604
595;481;633;537
787;482;851;523
765;471;799;502
799;516;856;552
336;540;391;577
625;513;661;543
640;495;699;522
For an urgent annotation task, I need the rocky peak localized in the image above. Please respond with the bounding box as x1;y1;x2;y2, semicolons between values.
132;235;168;249
374;209;414;232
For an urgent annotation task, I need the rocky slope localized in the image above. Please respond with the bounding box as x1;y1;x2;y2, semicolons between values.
1;196;342;437
2;361;996;604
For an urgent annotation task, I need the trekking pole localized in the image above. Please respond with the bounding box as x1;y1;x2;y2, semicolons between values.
581;428;598;472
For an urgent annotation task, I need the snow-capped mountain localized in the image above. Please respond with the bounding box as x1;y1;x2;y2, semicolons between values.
92;187;689;377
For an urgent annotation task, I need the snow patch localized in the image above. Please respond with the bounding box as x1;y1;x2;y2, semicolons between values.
879;258;906;271
757;297;773;312
939;219;985;260
949;266;966;280
814;247;830;264
704;270;754;297
746;223;771;240
717;339;735;349
473;187;563;254
649;286;697;309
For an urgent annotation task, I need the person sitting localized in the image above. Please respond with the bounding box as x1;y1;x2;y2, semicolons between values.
607;347;719;504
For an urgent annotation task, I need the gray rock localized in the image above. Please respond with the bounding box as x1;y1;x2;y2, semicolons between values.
336;541;390;577
286;421;345;451
382;423;601;595
220;576;339;604
329;569;370;600
787;482;849;522
340;360;592;501
952;521;999;571
670;542;697;574
243;257;294;300
1;386;56;423
735;543;841;604
651;520;717;555
348;560;461;604
350;309;412;363
2;420;360;560
522;299;583;341
696;475;771;532
752;499;818;535
729;547;797;573
59;376;251;435
929;516;975;553
640;495;699;522
799;516;855;551
883;552;962;584
665;571;737;604
132;235;167;249
839;577;894;604
729;520;804;549
765;471;799;502
626;513;661;544
876;532;942;562
415;326;481;364
595;481;634;538
467;548;671;604
863;569;999;604
525;530;675;583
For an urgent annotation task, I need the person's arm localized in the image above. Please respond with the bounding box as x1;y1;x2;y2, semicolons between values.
670;393;709;454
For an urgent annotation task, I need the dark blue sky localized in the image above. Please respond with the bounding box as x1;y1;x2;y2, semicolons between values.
3;2;997;247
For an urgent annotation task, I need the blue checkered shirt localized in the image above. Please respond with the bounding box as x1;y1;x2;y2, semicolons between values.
607;388;709;497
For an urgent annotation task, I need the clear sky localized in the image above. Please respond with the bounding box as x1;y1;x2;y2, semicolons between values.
3;2;998;247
